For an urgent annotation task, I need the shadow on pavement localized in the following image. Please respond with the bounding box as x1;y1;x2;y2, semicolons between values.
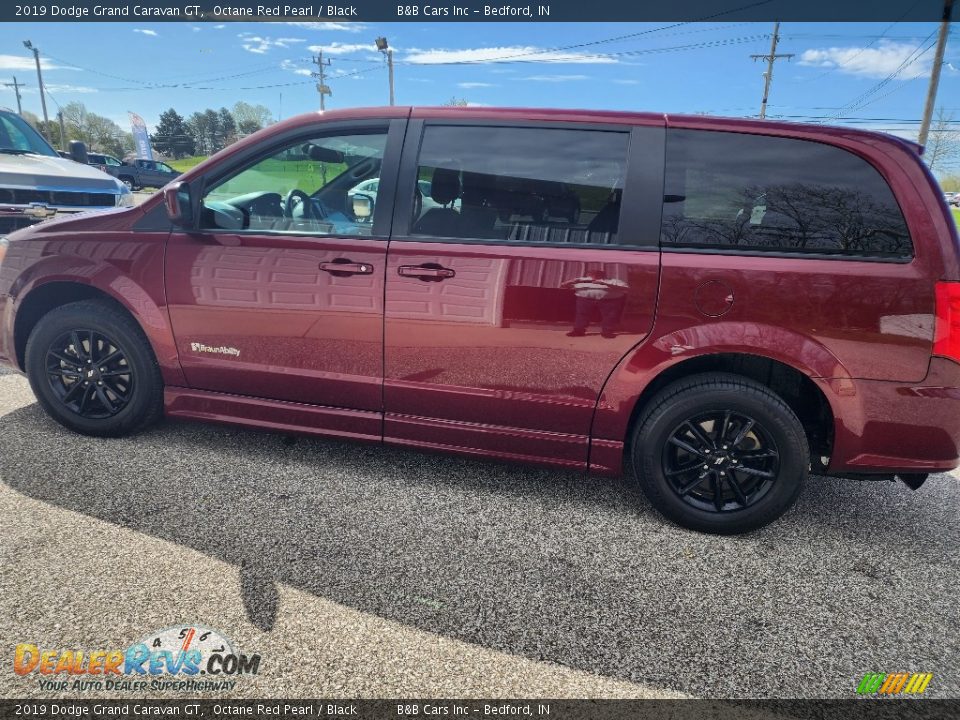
2;401;958;698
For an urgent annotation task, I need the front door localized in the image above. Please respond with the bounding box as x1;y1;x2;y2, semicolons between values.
165;121;402;425
383;119;664;468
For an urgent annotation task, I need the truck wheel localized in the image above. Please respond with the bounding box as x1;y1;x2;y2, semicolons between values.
629;372;808;534
25;300;163;438
119;176;135;190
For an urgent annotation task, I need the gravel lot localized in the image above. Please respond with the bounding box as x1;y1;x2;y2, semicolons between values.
0;369;958;699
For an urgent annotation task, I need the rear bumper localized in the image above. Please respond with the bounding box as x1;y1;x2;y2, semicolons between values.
826;357;960;474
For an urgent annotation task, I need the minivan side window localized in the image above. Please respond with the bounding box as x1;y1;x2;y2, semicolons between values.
660;129;913;259
199;130;388;236
410;125;632;246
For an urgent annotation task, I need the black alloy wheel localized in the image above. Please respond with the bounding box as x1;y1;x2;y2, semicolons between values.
44;329;134;419
662;410;780;513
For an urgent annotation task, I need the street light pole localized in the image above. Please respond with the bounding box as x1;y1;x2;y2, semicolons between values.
23;40;51;143
376;37;395;106
918;0;955;146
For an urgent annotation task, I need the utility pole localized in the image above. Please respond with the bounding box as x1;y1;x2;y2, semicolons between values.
23;40;51;143
3;77;24;116
312;52;332;111
57;110;66;151
750;21;794;119
919;0;955;146
376;37;395;106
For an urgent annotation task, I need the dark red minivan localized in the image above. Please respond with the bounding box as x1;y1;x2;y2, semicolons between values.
2;106;959;533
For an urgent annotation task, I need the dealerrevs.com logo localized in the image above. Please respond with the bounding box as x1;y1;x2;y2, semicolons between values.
14;626;260;692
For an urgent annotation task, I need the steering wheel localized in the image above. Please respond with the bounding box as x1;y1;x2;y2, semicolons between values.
284;189;325;220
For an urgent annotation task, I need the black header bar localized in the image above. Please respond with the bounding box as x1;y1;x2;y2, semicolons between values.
0;0;954;23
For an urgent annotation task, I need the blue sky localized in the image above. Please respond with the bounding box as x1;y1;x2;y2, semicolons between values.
0;20;956;140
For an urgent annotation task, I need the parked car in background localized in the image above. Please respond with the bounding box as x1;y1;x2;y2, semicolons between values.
88;154;179;190
946;191;960;207
1;106;959;534
0;108;133;234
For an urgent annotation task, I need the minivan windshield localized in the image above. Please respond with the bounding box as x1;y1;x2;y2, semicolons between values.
0;111;57;157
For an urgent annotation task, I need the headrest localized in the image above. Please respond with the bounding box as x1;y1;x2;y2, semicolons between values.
431;167;460;205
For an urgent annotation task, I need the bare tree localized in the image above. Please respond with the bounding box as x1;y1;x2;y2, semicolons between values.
922;108;960;175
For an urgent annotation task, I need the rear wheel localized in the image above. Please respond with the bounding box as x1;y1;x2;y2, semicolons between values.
630;372;808;534
25;300;163;437
119;176;135;191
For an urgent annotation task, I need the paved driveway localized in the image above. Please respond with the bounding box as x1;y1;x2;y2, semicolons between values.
0;371;957;699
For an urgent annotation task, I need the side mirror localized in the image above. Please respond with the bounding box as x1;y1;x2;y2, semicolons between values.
352;192;374;220
163;181;194;228
69;140;88;165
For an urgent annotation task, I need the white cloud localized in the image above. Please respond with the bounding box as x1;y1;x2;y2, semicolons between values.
23;83;97;94
523;74;590;82
613;79;640;85
214;24;226;29
284;22;366;32
241;36;306;54
799;41;932;79
402;46;617;65
191;26;201;32
133;29;158;37
280;59;313;76
0;54;68;72
306;42;375;55
457;82;495;88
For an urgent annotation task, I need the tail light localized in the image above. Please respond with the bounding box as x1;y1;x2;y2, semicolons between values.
934;281;960;363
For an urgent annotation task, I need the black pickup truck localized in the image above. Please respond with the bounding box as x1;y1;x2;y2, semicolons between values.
87;154;179;190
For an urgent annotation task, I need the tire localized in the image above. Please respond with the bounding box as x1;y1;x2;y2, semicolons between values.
629;372;808;534
119;176;135;191
24;299;164;438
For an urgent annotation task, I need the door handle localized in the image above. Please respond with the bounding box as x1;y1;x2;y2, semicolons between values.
319;260;374;275
397;264;456;280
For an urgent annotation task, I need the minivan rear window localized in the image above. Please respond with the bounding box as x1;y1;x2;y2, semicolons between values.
410;125;631;246
660;129;913;259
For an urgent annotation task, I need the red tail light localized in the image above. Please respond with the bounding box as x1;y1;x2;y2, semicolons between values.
934;281;960;363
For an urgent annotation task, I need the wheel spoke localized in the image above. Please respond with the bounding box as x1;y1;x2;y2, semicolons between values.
678;470;711;496
49;350;79;366
93;384;114;413
77;383;94;413
665;462;703;477
100;369;131;378
732;464;775;479
732;419;756;447
684;420;715;451
719;410;733;443
103;378;128;400
668;436;705;458
712;474;725;512
50;368;82;379
62;380;85;404
739;449;778;461
70;331;87;362
98;349;122;367
727;474;749;506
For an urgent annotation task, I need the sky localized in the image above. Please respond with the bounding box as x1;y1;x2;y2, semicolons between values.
0;20;956;144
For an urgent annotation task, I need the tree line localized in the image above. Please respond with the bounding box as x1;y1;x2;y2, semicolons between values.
22;100;274;160
150;101;274;158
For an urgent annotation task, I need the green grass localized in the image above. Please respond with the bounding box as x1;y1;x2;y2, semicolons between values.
168;156;208;173
953;208;960;227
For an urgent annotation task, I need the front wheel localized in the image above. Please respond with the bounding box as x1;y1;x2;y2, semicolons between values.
630;372;808;534
25;299;164;437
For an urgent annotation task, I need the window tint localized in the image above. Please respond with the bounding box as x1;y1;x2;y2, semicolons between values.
411;125;631;245
200;131;388;236
661;129;912;258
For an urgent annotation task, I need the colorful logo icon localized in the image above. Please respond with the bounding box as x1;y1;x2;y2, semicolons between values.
857;673;933;695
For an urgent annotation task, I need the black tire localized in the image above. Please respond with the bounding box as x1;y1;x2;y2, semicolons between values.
119;176;136;191
629;372;808;534
25;299;163;437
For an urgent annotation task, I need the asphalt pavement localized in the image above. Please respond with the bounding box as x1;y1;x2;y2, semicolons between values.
0;369;958;699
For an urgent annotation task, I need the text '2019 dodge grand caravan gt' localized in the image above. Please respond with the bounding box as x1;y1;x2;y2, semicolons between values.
1;106;959;534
